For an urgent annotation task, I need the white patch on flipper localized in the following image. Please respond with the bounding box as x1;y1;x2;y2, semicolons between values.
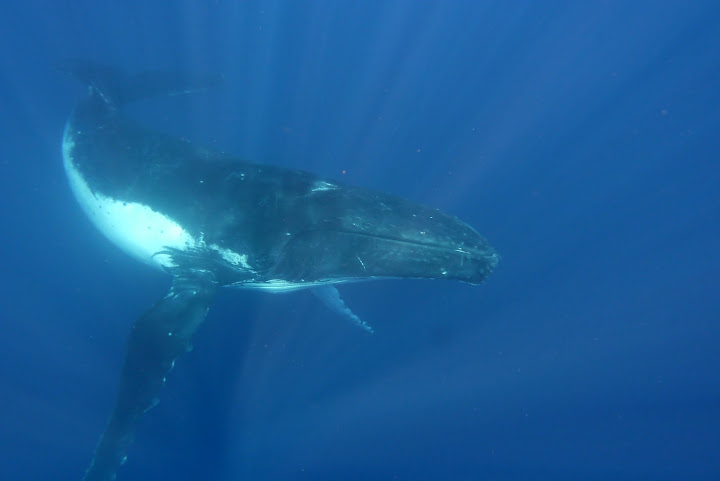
211;246;252;270
311;285;373;333
237;279;327;292
236;277;362;292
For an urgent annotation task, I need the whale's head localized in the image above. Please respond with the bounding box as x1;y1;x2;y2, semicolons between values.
267;184;499;285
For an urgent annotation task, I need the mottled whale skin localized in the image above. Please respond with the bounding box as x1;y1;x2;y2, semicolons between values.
60;61;498;481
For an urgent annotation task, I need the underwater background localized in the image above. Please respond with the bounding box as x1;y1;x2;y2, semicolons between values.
1;1;718;480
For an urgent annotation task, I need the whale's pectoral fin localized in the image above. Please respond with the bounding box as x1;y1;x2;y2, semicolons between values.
311;286;373;333
82;274;218;481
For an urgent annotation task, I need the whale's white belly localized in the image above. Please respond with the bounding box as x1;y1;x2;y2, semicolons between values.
62;126;199;269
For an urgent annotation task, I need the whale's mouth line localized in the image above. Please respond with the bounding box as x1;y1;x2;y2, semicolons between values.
301;228;494;259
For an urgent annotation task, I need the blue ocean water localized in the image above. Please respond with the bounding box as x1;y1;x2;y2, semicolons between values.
1;1;719;480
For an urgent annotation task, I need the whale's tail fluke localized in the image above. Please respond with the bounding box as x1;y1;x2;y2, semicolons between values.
57;59;221;108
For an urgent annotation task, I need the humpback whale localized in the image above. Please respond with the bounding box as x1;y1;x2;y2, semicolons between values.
59;61;498;481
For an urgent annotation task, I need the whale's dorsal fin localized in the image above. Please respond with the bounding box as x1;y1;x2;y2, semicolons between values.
311;286;374;333
82;273;218;481
57;59;221;108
